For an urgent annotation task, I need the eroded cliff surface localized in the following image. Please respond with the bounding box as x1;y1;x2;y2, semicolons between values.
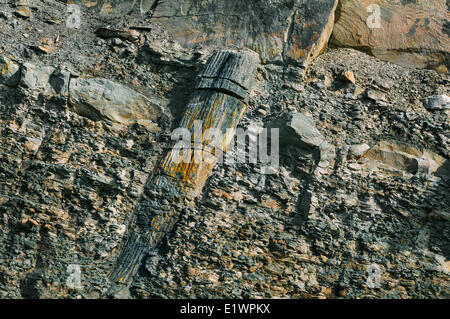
0;0;448;298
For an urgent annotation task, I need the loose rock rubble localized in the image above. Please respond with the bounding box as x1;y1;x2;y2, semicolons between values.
0;0;448;299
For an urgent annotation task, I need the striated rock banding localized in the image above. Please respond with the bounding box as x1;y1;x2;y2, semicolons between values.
332;0;450;72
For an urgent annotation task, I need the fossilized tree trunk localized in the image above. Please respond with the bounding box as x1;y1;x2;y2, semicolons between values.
109;49;260;285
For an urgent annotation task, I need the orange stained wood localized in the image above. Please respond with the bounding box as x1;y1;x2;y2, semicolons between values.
203;95;221;131
157;96;247;192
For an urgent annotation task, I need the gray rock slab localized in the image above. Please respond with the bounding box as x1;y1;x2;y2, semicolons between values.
69;77;162;129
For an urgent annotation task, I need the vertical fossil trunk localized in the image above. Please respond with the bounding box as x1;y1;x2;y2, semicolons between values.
109;49;260;286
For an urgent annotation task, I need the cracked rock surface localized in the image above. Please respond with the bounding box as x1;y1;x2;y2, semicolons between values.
0;0;448;299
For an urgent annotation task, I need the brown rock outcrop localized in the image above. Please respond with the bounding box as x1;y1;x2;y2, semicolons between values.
332;0;450;72
151;0;338;72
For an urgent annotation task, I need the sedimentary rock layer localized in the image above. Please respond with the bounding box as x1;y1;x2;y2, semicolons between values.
332;0;450;72
151;0;338;71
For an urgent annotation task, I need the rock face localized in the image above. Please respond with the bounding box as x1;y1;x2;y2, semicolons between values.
96;27;140;42
152;0;338;71
269;112;336;175
332;0;450;72
69;78;162;130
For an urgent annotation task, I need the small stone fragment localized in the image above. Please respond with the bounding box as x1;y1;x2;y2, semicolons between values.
112;38;123;46
24;137;42;152
20;62;54;90
318;141;335;169
349;143;370;157
32;45;56;54
28;218;39;226
13;7;31;19
0;55;21;87
0;11;12;20
348;163;360;171
96;27;140;42
422;95;450;111
31;38;57;54
69;77;162;129
363;140;447;176
270;112;325;149
430;210;450;221
257;108;267;117
367;89;386;102
341;71;356;84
